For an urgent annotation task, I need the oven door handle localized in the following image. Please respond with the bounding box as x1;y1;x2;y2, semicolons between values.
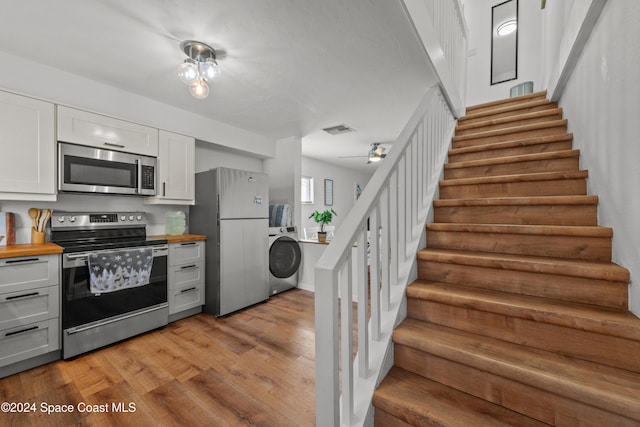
66;252;91;260
152;245;169;252
66;245;169;260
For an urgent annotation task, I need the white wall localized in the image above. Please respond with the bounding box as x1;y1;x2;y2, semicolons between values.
556;0;640;315
541;0;575;94
0;50;275;158
300;156;373;236
195;140;264;173
0;194;183;244
263;136;302;227
297;155;371;291
464;0;543;106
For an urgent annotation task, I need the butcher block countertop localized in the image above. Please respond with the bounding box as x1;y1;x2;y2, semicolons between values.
0;243;63;259
0;236;206;259
150;234;207;243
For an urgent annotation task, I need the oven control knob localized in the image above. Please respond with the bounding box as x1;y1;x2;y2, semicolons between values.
69;216;76;223
128;215;135;221
136;214;143;221
120;215;126;222
57;216;65;223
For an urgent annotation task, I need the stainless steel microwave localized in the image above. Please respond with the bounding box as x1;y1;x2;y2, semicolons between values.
58;142;157;196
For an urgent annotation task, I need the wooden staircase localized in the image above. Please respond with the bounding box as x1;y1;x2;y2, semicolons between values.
372;91;640;426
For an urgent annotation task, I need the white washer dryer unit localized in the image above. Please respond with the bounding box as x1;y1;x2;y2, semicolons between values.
269;226;302;295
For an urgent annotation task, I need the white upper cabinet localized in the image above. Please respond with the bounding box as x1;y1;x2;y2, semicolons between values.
57;105;158;157
145;130;195;205
0;90;56;201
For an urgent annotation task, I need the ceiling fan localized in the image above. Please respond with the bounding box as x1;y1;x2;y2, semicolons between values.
339;143;387;164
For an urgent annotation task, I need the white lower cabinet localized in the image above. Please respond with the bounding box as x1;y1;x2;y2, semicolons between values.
0;254;60;377
168;241;205;321
0;319;59;368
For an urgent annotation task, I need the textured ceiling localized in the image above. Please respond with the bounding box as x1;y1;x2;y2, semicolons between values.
0;0;436;173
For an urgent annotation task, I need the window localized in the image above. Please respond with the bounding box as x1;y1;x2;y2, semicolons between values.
301;176;314;204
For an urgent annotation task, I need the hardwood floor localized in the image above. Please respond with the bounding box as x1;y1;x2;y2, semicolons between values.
0;289;318;426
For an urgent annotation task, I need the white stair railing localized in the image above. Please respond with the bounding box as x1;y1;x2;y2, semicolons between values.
314;85;455;426
402;0;468;117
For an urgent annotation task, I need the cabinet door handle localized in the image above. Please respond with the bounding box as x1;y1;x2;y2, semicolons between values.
5;325;38;337
163;182;166;197
180;264;197;270
103;142;125;149
6;258;39;264
6;292;39;301
180;287;198;294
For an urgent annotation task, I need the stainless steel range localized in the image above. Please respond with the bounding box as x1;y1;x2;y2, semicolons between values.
51;211;168;359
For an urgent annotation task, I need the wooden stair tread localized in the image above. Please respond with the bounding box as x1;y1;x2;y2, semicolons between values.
452;120;568;143
394;319;640;422
426;223;612;238
465;91;548;113
417;248;630;282
456;108;563;133
374;367;549;427
440;170;588;187
426;222;611;262
407;281;640;341
459;98;556;123
433;194;598;207
444;149;580;171
377;90;639;425
449;134;574;157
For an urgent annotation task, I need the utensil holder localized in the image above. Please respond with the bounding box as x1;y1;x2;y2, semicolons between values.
31;229;45;244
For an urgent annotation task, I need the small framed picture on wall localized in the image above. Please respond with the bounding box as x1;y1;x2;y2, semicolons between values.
354;182;362;201
324;179;333;206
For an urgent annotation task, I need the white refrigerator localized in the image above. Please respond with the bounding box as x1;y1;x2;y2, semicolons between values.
190;167;269;316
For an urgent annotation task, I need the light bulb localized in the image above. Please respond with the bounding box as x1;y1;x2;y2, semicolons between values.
189;79;209;99
178;59;198;84
200;58;220;81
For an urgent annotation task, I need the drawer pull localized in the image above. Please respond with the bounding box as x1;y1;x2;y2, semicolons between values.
6;292;39;301
6;258;39;264
180;264;198;270
180;242;197;246
180;287;198;294
5;325;38;337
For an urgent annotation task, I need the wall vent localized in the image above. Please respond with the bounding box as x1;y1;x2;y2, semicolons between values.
322;124;356;135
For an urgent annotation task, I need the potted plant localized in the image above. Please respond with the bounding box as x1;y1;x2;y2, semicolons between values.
309;209;337;243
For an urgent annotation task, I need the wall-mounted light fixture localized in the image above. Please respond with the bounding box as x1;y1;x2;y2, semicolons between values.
177;40;220;100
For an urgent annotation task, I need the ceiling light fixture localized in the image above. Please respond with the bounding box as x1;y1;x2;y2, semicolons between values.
367;143;386;164
177;40;220;100
496;20;517;36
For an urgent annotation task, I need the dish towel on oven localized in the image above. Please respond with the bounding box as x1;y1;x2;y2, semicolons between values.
88;248;154;294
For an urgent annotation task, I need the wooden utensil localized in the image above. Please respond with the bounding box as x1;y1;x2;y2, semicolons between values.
42;209;52;231
28;208;38;229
